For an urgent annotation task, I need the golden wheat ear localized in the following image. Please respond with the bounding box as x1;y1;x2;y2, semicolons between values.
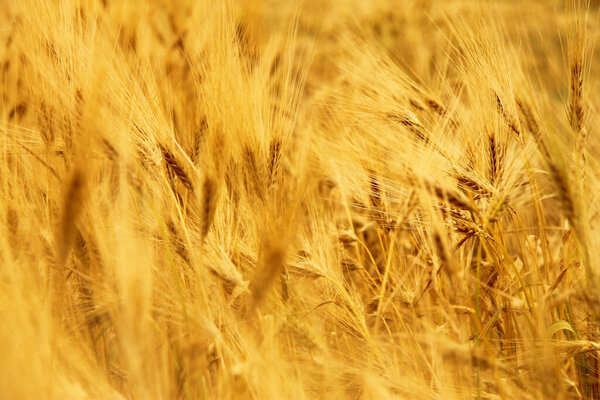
200;174;218;239
57;167;86;266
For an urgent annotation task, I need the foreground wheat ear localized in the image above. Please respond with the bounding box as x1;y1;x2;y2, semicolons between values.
1;0;600;399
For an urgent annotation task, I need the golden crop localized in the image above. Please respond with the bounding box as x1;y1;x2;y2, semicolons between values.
1;0;599;399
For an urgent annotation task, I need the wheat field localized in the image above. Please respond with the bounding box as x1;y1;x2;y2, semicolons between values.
1;0;600;399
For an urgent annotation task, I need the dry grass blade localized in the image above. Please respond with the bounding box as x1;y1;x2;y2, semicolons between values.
5;134;61;181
